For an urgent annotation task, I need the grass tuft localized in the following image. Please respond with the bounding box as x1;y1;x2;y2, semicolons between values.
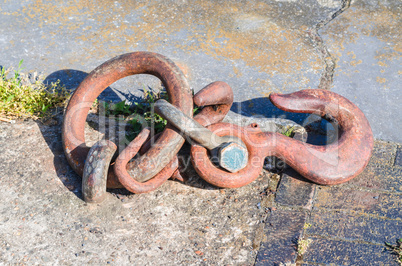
282;125;295;137
0;60;69;120
303;223;312;230
297;238;312;256
385;238;402;265
97;87;170;142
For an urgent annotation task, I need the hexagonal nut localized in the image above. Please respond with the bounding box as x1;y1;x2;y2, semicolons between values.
218;142;248;173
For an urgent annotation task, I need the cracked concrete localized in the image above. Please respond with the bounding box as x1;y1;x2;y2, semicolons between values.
308;0;352;90
320;0;401;142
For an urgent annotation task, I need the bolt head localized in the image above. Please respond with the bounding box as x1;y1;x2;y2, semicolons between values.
218;142;248;173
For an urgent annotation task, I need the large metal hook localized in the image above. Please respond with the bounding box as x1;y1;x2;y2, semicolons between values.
159;89;374;187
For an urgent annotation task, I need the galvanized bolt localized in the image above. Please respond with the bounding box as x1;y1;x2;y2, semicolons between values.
218;142;248;173
155;99;249;172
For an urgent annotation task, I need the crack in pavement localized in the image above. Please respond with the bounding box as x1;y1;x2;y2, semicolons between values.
308;0;352;90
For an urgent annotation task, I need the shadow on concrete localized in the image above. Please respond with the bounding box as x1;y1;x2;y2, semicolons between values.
44;70;161;105
38;69;94;199
231;97;334;145
39;69;130;199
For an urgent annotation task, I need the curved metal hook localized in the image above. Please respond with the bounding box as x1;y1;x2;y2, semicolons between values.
268;89;374;185
191;89;374;187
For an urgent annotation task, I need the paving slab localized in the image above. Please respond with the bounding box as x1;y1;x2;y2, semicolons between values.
314;186;402;220
302;238;399;265
293;138;402;265
320;0;402;142
368;140;399;167
343;164;402;193
274;169;316;209
306;210;402;245
255;209;307;265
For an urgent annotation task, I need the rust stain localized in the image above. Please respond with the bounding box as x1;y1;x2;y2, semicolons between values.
377;61;388;67
232;66;242;78
347;51;356;59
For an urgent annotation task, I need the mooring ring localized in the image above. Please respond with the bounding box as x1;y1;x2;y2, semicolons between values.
62;52;193;186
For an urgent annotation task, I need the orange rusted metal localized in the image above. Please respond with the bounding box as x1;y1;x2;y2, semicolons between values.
62;51;235;199
64;52;373;201
62;52;193;190
190;89;374;187
114;128;178;194
113;81;234;193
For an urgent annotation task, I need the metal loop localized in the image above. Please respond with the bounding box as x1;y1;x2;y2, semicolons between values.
112;81;235;193
82;140;117;203
62;52;193;186
114;128;178;194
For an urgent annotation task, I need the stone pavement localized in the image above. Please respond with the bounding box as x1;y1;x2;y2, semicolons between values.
256;140;402;265
0;0;401;265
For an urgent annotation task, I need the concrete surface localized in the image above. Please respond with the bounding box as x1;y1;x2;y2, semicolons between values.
0;0;401;265
0;118;273;264
320;0;402;142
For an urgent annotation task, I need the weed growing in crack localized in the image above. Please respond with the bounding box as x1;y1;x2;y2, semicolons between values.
297;238;312;256
282;126;295;137
303;223;312;230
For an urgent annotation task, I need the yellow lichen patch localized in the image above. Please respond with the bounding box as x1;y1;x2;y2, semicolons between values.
249;78;276;96
378;61;388;67
232;66;243;78
350;59;362;67
122;2;322;76
322;3;401;64
347;51;356;59
376;76;387;84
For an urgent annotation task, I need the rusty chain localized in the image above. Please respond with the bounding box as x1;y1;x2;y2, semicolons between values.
62;52;374;203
